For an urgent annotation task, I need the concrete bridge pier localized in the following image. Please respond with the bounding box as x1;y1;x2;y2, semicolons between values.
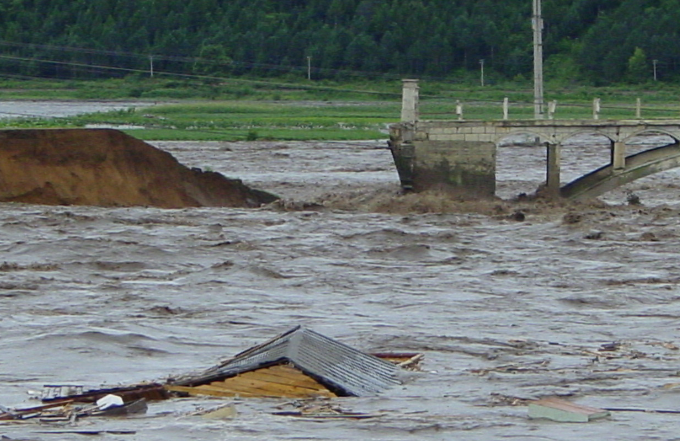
388;79;497;197
612;141;626;170
546;142;561;197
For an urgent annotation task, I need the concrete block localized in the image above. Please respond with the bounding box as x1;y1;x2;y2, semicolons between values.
447;134;466;141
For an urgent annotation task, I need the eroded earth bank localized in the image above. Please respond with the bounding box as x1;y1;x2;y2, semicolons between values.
0;129;277;208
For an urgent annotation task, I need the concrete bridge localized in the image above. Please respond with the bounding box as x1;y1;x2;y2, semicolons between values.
388;80;680;200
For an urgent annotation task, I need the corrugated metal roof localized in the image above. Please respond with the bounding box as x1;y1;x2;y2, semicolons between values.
176;326;401;396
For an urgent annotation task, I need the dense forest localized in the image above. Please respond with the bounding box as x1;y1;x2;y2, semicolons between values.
0;0;679;85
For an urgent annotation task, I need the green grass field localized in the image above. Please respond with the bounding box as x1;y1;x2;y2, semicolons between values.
1;77;680;141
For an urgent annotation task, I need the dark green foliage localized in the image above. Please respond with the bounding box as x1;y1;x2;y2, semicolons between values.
0;0;678;85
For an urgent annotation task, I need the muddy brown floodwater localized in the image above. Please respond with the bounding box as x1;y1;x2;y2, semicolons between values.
3;133;680;440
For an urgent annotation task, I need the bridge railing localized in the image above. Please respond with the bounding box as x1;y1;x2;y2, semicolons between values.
402;80;680;122
418;98;680;121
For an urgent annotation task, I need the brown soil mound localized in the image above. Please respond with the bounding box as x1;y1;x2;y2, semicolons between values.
0;129;278;208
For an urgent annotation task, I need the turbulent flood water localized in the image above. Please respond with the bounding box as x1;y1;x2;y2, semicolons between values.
3;112;680;439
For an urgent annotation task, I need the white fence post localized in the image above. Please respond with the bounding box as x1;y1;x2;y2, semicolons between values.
548;100;557;119
593;98;601;120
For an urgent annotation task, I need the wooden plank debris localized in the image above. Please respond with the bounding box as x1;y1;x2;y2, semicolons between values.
528;397;610;423
165;364;337;399
164;384;254;398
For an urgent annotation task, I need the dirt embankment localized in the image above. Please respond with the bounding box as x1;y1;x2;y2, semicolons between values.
0;129;278;208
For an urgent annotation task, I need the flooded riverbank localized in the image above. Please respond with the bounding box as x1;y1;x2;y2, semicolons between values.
1;133;680;439
0;101;153;120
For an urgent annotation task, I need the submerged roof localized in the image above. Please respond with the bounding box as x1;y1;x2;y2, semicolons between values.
176;326;401;396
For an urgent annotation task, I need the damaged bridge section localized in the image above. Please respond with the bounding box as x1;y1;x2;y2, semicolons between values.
389;80;680;200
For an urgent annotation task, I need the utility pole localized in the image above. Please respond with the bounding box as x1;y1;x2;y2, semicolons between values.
480;59;485;87
307;56;312;81
532;0;544;119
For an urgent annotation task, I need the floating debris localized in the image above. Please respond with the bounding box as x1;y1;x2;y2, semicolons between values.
167;325;408;398
193;405;238;420
40;383;169;405
528;397;610;423
1;326;422;422
1;393;147;424
272;398;380;419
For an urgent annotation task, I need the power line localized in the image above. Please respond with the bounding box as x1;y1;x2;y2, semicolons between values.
0;39;478;84
0;54;405;97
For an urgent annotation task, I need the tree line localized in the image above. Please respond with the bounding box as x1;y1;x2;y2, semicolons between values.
0;0;678;85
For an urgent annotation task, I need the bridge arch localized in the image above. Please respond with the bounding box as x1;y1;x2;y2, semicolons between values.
556;130;614;145
494;130;551;146
494;128;632;146
496;128;680;146
495;131;550;198
623;129;680;144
